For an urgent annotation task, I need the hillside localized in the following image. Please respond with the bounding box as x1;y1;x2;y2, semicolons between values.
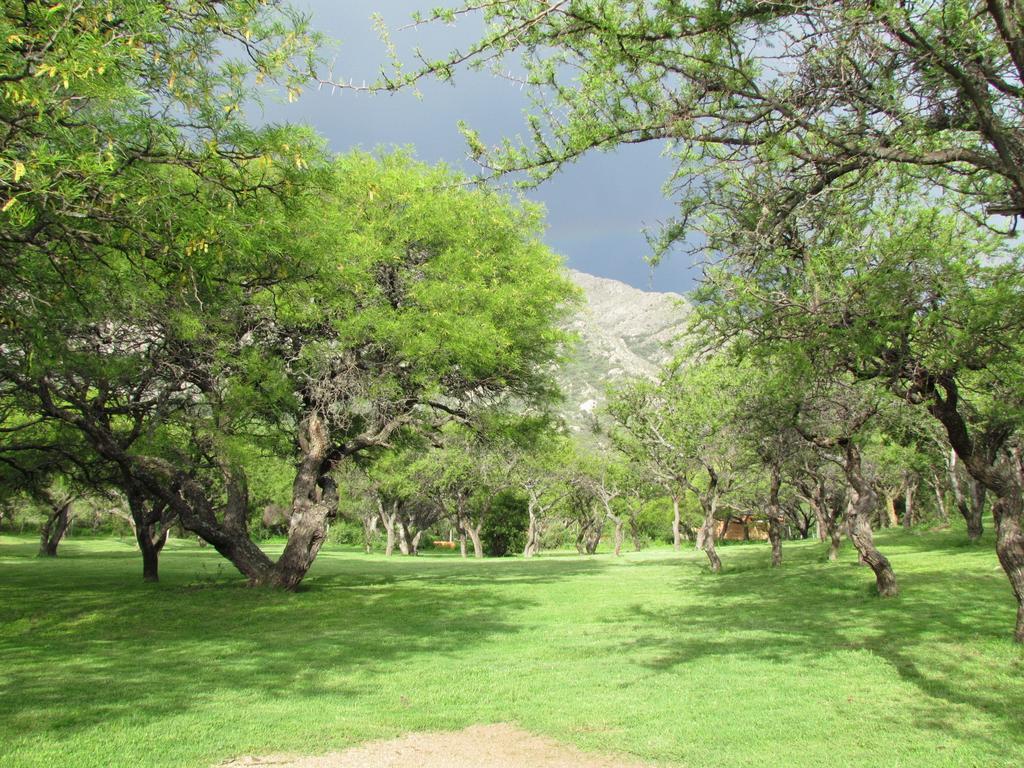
558;269;690;431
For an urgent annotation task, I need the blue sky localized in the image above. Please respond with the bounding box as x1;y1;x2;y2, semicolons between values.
256;1;696;293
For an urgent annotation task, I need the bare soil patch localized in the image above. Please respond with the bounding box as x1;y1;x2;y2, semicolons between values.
219;723;656;768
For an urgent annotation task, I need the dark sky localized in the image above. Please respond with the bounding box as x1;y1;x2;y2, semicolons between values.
255;1;696;293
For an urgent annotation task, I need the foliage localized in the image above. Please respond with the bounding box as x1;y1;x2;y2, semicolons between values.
480;490;529;557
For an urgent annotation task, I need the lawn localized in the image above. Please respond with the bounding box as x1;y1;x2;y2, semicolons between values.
0;530;1021;768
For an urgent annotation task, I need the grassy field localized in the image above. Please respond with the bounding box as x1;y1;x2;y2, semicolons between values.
0;530;1021;768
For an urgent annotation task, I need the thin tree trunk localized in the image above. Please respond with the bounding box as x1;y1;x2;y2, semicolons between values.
671;493;682;551
902;480;916;530
768;517;783;567
398;521;412;555
380;502;397;557
767;467;783;567
523;506;540;558
362;514;379;554
931;472;948;523
459;529;467;558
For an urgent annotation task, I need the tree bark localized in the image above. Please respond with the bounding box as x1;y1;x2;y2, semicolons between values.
523;505;541;558
843;442;899;597
902;479;916;530
608;514;624;557
38;498;73;557
768;516;783;567
883;493;898;528
466;523;483;558
767;467;784;567
828;526;842;562
629;514;642;552
379;500;398;557
671;493;682;551
362;513;379;554
949;448;985;541
931;471;948;523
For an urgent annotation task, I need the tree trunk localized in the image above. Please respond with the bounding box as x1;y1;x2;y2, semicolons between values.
767;467;783;567
883;493;898;528
671;493;682;551
382;508;397;556
768;516;783;567
466;523;483;559
902;480;916;530
38;499;73;557
949;448;984;541
261;470;338;589
523;505;541;558
844;443;898;597
609;514;624;557
828;527;842;562
398;522;412;555
931;472;948;523
411;530;422;556
362;513;379;554
137;525;166;583
459;530;467;558
992;490;1024;643
629;515;642;552
695;496;722;573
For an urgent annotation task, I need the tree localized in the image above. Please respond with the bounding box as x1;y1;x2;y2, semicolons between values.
386;0;1024;638
389;2;1024;228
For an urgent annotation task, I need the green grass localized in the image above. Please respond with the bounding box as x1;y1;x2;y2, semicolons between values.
1;530;1021;768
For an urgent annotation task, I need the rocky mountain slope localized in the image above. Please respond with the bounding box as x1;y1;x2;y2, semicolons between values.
557;269;690;432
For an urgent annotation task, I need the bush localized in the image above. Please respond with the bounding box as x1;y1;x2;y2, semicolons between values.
481;491;529;556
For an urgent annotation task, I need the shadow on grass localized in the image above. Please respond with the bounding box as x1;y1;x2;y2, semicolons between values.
0;544;601;743
607;535;1023;754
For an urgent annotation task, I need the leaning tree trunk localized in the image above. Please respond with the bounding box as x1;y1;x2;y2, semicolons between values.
843;443;898;597
38;499;73;557
259;418;339;589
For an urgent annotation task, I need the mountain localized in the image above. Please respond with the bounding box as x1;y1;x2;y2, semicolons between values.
556;269;690;432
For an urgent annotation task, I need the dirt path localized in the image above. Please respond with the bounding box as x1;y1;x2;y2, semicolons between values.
219;723;656;768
